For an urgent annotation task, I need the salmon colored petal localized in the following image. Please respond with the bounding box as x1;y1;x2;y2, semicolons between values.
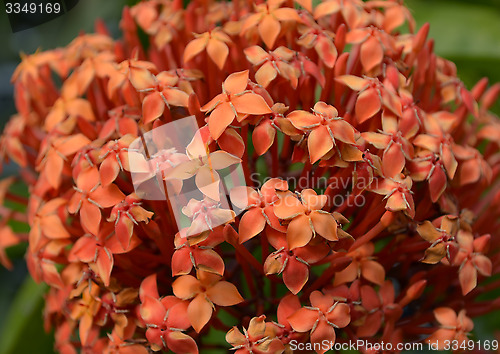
287;214;313;249
252;118;276;155
259;15;281;49
434;307;458;327
40;215;70;239
362;132;390;149
277;294;301;326
195;166;221;201
81;202;101;235
310;319;335;353
346;28;370;43
100;157;121;187
416;221;441;242
172;275;201;299
243;45;269;64
429;165;447;202
459;159;480;185
231;93;272;115
357;311;383;337
226;327;246;346
386;192;407;212
459;261;477;295
255;62;277;88
273;7;301;21
287;308;318;332
315;35;337;68
360;260;385;285
206;39;228;70
140;274;160;301
274;194;305;219
93;184;125;207
183;37;208;63
355;88;381;123
336;75;368;91
44;153;63;189
442;144;458;179
314;0;340;18
166;331;199;354
140;296;166;325
360;36;383;72
188;293;213;332
96;247;113;286
310;212;338;241
193;248;225;275
473;254;492;276
171;248;193;276
208;151;241;170
283;257;309;294
206;280;244;306
300;189;326;210
163;88;189;107
223;70;249;95
239;208;266;243
208;102;235;140
142;92;165;124
327;302;350;328
218;128;245;158
308;126;334;163
129;67;156;91
330;119;356;144
383;143;405;178
287;110;321;129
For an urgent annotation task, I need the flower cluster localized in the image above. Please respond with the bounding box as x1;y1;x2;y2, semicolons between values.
1;0;500;352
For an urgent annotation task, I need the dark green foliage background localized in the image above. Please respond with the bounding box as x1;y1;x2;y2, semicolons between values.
0;0;499;352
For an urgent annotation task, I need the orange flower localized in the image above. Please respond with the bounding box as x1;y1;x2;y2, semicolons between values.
336;75;402;123
362;113;416;178
171;227;225;276
130;70;189;124
240;0;301;49
244;46;299;88
181;197;236;236
346;26;396;72
453;231;492;295
426;308;473;350
287;101;357;163
37;134;91;189
172;270;243;332
184;28;232;70
229;178;288;243
201;70;272;139
166;142;241;202
29;198;70;253
274;189;344;249
139;274;198;353
288;291;350;354
226;315;285;354
67;167;125;235
416;215;459;264
333;243;386;286
264;228;329;294
371;174;415;218
357;280;402;337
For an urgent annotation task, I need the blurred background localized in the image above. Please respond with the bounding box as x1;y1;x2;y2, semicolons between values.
0;0;499;353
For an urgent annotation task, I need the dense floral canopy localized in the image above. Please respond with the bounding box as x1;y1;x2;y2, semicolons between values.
1;0;500;353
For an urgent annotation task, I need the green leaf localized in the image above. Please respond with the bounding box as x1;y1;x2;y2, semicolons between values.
0;277;55;354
